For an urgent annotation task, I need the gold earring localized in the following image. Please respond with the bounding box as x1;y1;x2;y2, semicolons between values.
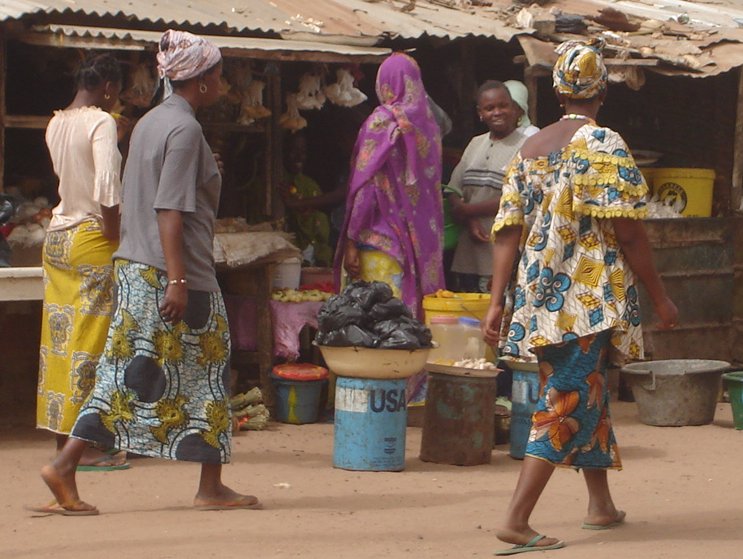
199;83;208;94
104;93;111;100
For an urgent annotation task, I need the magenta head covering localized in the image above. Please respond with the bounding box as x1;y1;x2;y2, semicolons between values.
335;53;445;318
157;30;221;83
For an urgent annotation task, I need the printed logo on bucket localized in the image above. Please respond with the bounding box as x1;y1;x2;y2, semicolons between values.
335;386;406;413
656;181;687;213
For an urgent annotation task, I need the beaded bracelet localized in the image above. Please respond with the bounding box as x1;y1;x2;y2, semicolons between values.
168;278;187;286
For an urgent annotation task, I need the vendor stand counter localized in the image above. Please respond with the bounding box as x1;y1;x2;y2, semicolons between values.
0;266;43;301
214;230;301;411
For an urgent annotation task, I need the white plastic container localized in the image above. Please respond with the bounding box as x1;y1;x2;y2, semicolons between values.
427;315;462;363
459;317;486;360
273;257;301;290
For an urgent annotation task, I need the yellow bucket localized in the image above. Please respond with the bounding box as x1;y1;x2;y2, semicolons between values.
651;168;715;217
422;293;491;325
423;293;493;360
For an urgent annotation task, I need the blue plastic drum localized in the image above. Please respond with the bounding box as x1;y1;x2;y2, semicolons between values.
333;376;408;471
508;362;540;460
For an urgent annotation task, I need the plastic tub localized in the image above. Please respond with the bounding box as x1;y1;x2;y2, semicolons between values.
651;168;715;217
271;363;329;425
459;316;485;360
427;315;462;363
722;371;743;430
273;257;301;290
621;359;729;426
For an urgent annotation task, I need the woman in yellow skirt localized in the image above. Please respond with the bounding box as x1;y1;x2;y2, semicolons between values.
36;54;129;470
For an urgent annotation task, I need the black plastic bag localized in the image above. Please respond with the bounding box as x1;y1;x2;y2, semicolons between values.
373;318;433;349
369;298;412;322
317;294;368;332
344;280;393;311
320;324;379;348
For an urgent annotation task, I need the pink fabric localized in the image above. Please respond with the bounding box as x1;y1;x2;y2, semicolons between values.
334;53;445;318
157;30;221;82
223;294;257;351
270;301;324;360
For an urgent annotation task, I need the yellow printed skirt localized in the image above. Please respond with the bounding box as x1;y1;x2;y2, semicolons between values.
358;248;402;299
37;219;117;434
72;260;232;464
358;249;426;404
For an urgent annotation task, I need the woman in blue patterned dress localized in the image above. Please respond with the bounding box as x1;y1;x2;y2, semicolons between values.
32;30;261;516
483;39;678;554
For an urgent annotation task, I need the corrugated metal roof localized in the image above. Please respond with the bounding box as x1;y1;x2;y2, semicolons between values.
22;24;391;62
0;0;519;42
2;0;743;77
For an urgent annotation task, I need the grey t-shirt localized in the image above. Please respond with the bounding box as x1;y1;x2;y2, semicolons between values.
115;94;221;292
450;130;526;276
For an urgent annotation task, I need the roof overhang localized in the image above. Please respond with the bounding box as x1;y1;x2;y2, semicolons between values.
17;24;392;63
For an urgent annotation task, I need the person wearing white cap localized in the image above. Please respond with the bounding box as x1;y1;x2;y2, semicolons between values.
504;80;540;138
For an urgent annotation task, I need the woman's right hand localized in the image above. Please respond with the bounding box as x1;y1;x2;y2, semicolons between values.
159;283;188;323
467;218;490;243
654;295;679;330
482;301;504;346
343;241;360;278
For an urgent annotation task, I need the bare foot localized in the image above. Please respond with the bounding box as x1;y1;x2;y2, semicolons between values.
194;483;262;511
583;509;626;529
496;527;562;548
39;464;98;514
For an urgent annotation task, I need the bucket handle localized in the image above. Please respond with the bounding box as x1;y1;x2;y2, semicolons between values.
460;302;482;319
641;369;657;391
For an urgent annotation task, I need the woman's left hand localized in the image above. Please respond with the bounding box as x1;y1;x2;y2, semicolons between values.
482;301;504;347
160;283;188;323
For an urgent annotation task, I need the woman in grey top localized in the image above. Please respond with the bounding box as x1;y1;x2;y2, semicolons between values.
33;30;260;516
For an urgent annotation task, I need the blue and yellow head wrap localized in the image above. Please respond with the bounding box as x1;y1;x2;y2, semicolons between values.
552;38;608;100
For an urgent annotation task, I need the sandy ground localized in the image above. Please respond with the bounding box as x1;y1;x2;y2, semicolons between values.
2;401;742;559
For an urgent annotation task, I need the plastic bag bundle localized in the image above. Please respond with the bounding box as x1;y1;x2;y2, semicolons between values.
315;281;432;349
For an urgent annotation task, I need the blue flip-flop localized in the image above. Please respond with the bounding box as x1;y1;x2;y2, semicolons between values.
494;534;566;556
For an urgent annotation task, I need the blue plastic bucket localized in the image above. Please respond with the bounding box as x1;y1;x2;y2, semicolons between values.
333;377;408;471
271;375;327;424
508;362;540;460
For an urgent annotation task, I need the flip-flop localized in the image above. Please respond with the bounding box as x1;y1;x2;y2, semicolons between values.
195;497;263;511
77;452;131;472
26;501;99;517
494;534;566;556
582;510;626;530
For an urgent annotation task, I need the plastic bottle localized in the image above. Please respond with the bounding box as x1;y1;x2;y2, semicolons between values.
459;316;486;361
427;315;460;363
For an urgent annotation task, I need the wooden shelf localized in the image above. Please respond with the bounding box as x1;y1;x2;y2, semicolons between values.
201;121;266;133
3;115;51;130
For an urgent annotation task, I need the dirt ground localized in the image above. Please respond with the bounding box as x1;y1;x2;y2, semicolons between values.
2;401;742;559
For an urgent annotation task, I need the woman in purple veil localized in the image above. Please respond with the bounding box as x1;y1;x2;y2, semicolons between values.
334;53;445;320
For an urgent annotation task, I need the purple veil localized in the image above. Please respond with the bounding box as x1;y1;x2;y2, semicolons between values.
334;53;445;317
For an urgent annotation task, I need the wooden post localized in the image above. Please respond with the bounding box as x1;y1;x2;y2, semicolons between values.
265;62;282;219
0;28;6;193
732;68;743;212
524;65;539;128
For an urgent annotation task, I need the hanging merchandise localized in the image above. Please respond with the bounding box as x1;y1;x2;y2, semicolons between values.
238;80;272;125
324;68;367;107
295;73;326;110
120;63;157;108
279;93;308;131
